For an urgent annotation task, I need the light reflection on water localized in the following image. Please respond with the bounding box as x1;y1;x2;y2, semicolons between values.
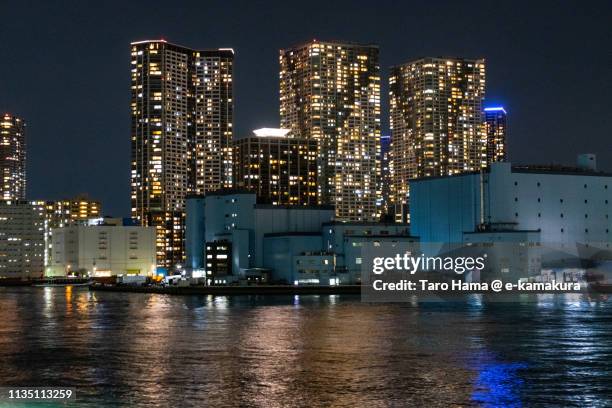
0;287;609;407
471;360;527;408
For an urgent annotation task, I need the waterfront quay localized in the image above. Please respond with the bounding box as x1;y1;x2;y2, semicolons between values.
89;284;361;296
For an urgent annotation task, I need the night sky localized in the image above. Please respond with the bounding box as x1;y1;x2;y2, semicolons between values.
1;0;610;216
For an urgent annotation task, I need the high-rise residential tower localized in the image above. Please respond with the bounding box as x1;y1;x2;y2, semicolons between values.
193;50;234;194
279;40;381;221
130;39;233;268
389;57;486;222
233;128;318;205
0;114;26;201
484;106;508;164
380;135;392;218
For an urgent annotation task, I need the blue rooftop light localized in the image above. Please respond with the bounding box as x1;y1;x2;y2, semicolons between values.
484;106;507;114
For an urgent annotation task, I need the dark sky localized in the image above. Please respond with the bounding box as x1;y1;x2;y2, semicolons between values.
1;0;610;217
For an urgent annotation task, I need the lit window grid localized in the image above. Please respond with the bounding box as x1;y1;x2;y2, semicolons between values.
389;57;487;221
0;114;26;201
233;136;319;206
279;41;382;221
130;40;233;267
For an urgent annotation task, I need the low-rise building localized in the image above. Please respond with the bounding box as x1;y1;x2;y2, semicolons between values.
186;192;416;284
186;190;334;281
322;222;414;282
0;201;45;279
292;253;337;285
261;223;415;285
262;232;326;284
410;157;612;272
205;240;232;283
48;217;156;277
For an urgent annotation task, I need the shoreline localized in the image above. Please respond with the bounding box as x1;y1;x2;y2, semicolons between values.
87;284;610;297
89;284;362;296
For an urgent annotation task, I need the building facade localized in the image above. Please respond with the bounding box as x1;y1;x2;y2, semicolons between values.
233;128;318;205
186;191;415;285
185;191;334;279
130;39;233;268
410;159;611;248
320;221;413;283
484;107;508;164
380;135;392;218
42;195;101;227
1;114;26;201
262;232;333;285
279;40;382;221
0;201;45;279
204;240;232;283
35;195;102;272
49;218;156;277
389;57;486;222
193;49;234;194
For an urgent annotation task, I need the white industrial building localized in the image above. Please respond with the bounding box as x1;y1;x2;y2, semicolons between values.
49;218;156;277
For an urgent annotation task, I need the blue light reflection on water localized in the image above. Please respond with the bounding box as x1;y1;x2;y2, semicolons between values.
0;288;609;407
471;361;528;407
